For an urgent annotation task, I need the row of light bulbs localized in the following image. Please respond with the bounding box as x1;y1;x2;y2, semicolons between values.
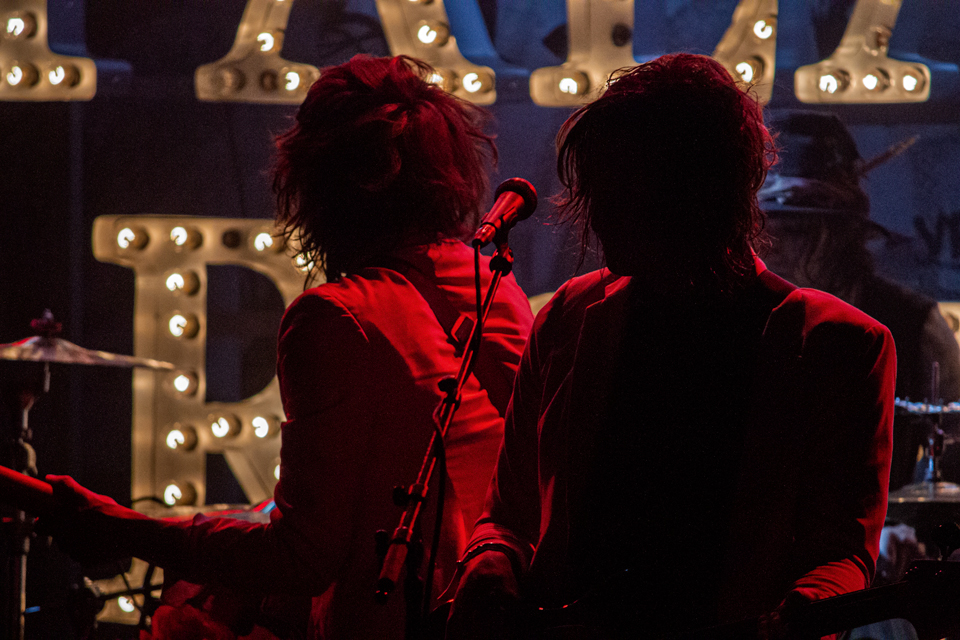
111;223;292;506
3;13;86;91
817;66;926;95
4;7;933;105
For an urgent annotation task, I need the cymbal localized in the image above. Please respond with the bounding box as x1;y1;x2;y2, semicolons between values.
0;336;174;370
895;398;960;415
890;481;960;504
887;482;960;525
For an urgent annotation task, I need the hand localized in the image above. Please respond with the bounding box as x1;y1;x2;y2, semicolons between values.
35;475;133;566
758;591;812;640
444;550;521;640
878;523;925;583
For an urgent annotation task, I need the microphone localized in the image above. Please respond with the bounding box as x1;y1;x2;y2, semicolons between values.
472;178;538;248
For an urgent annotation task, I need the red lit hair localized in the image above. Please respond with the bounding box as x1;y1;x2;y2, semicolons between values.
556;53;777;284
273;55;496;282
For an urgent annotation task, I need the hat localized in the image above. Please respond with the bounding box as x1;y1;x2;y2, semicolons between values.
759;111;915;235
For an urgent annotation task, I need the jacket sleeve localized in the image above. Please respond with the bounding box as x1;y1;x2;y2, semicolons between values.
789;322;896;600
119;292;375;595
465;288;565;573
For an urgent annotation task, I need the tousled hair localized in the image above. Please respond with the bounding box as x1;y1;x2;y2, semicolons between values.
555;53;777;287
273;55;496;282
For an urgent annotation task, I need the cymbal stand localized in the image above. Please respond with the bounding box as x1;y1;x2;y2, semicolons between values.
2;362;49;640
923;362;949;491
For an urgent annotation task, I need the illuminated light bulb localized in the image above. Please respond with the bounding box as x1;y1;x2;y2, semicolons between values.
257;32;276;52
862;74;878;91
294;253;315;273
556;70;589;97
169;226;201;249
559;78;580;94
6;17;25;36
753;19;775;40
170;226;188;245
818;70;849;95
163;484;182;505
732;58;764;85
166;430;185;449
210;414;240;438
212;419;230;438
902;70;925;93
4;13;36;39
252;415;279;438
47;64;80;87
254;233;274;251
427;69;457;93
165;425;198;451
116;226;148;250
118;596;136;613
461;71;492;95
416;21;450;47
275;464;281;480
164;271;201;295
169;315;186;337
284;70;301;91
168;313;199;339
170;371;199;396
163;482;197;506
6;63;38;88
418;25;437;44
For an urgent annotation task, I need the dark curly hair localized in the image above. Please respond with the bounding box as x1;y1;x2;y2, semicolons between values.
273;55;496;282
555;53;777;289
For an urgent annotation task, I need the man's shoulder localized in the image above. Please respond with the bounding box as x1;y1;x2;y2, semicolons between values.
788;286;891;336
531;270;623;325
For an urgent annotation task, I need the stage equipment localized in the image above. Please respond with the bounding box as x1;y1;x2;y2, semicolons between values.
92;216;305;511
373;0;497;105
0;0;95;101
375;179;536;637
531;0;779;107
529;0;636;107
0;312;173;640
194;0;320;104
887;362;960;549
712;0;777;103
795;0;930;103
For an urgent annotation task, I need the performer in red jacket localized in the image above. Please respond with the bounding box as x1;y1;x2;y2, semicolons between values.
40;55;533;640
446;53;895;639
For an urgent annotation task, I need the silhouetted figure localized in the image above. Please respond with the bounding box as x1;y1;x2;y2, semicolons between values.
446;54;895;639
759;110;960;493
36;55;533;640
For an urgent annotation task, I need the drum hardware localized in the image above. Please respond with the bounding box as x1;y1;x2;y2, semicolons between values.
890;363;960;506
0;310;174;640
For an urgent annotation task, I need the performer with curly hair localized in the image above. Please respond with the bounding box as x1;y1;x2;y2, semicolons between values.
39;55;533;640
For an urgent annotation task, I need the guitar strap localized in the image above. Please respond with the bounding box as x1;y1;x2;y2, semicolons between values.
373;257;513;419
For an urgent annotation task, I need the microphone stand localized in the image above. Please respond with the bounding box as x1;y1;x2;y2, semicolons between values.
374;233;516;634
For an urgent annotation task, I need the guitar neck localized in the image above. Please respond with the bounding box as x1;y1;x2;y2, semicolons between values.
0;465;55;516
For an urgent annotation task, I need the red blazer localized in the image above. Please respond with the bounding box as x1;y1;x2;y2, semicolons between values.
123;240;533;640
470;260;895;628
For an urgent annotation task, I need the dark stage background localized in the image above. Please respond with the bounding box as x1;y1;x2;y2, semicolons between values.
0;1;958;635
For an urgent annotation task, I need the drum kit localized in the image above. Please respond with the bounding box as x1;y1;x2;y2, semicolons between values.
886;363;960;564
0;310;174;640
